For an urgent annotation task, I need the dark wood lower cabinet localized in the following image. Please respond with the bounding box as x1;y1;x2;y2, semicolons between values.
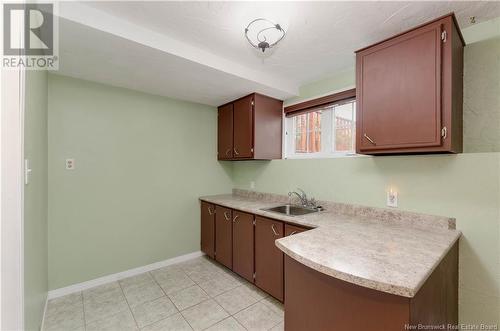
284;243;459;331
232;211;254;282
255;216;284;302
201;202;458;330
215;206;232;269
200;202;215;258
284;224;309;236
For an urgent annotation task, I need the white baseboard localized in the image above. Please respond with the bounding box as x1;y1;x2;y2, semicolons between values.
47;251;204;300
40;295;48;331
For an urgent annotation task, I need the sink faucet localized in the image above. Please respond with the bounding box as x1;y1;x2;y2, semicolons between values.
288;188;319;209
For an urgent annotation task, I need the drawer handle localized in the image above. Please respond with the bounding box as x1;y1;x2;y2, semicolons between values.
233;215;239;223
271;224;280;236
225;149;231;156
363;133;376;145
290;231;297;235
207;207;215;215
223;211;231;221
233;147;240;156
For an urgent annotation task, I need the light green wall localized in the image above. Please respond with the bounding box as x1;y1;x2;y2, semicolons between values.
47;75;233;289
232;154;500;324
24;70;49;331
462;16;500;44
45;17;500;326
233;27;500;325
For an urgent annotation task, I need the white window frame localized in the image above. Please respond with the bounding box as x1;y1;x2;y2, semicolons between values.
284;100;357;159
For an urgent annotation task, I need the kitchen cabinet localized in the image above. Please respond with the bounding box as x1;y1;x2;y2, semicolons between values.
232;211;254;282
200;201;311;302
355;14;464;154
215;206;232;269
233;96;254;158
217;103;233;160
200;201;215;258
255;216;284;301
284;243;458;331
217;93;283;160
284;224;309;236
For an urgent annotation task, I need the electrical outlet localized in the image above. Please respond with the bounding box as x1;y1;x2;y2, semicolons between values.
250;181;255;189
66;158;75;170
24;159;32;185
387;189;398;208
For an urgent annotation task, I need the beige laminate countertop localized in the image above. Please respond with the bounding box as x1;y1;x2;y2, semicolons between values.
200;192;461;298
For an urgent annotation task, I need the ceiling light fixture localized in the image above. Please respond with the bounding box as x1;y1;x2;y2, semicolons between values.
245;18;286;53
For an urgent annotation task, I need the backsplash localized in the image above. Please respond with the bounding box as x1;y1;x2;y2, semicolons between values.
232;189;455;231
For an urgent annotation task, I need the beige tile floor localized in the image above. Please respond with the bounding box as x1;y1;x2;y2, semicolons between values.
43;256;284;331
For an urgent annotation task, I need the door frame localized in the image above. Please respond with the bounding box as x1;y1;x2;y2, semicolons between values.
0;22;26;331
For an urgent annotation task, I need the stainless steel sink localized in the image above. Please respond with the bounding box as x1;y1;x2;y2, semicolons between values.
262;204;322;216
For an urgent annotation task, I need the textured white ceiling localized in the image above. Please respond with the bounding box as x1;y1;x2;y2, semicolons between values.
84;1;500;83
57;1;500;106
57;17;296;106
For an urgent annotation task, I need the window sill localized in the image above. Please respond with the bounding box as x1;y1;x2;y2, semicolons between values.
284;153;370;160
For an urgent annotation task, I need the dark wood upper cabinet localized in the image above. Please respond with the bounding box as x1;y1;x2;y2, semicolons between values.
217;93;283;160
232;211;254;282
217;103;233;160
215;206;232;269
233;95;254;158
255;216;284;302
200;201;216;258
356;14;464;154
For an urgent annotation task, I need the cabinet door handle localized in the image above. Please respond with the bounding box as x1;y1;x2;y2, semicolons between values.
363;133;376;145
233;215;239;223
223;211;231;221
225;148;231;156
271;224;280;236
207;207;215;215
233;147;240;156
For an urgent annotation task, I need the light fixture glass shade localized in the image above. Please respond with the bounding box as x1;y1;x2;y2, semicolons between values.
245;18;286;53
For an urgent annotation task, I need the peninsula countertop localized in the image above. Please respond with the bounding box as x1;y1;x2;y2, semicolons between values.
199;191;461;298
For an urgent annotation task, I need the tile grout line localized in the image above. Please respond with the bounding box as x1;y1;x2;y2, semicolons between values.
182;258;281;330
117;279;142;330
177;260;250;330
177;266;214;330
235;298;283;331
145;270;192;330
81;292;87;331
148;270;180;310
81;293;132;328
50;257;282;331
125;262;205;330
261;297;285;331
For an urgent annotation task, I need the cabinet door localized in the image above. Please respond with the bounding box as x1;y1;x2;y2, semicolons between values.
215;206;232;269
232;211;254;282
218;104;233;160
200;202;215;258
284;224;309;237
233;95;254;158
255;216;284;301
357;21;443;152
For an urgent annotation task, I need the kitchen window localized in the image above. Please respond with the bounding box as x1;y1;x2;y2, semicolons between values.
284;90;356;158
